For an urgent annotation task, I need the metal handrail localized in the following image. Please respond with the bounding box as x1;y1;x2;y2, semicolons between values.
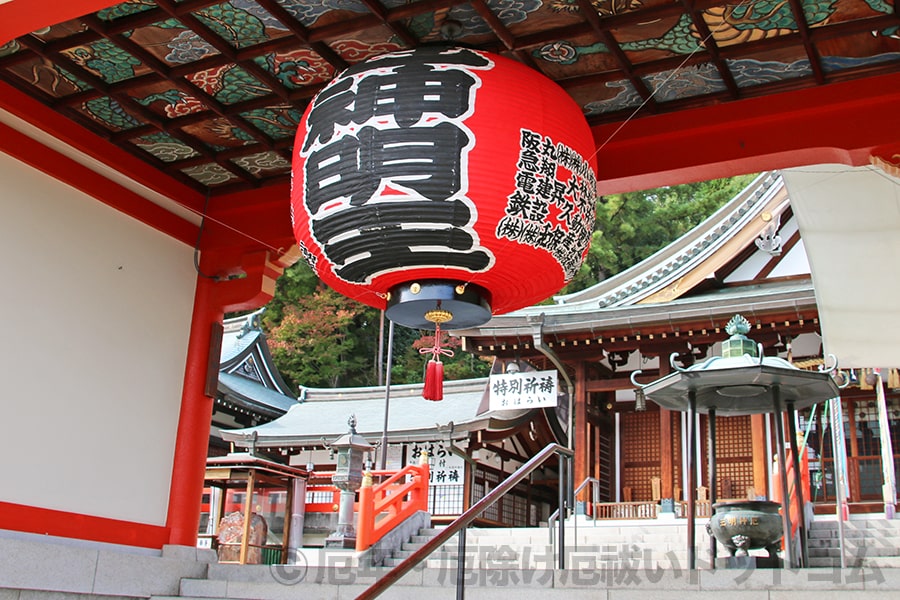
548;476;600;547
356;443;573;600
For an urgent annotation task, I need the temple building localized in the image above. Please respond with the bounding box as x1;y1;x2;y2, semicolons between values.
222;376;563;526
221;171;900;524
456;171;900;516
210;309;298;453
211;310;564;528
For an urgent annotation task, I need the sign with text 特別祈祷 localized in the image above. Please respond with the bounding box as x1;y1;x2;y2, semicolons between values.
488;370;558;411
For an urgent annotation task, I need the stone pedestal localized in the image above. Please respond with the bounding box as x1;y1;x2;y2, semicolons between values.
717;555;783;569
324;489;357;548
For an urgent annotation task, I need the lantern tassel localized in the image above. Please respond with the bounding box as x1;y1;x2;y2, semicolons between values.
419;313;454;402
423;359;444;401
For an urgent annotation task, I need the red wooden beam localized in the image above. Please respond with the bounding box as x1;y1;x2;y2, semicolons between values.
0;0;119;45
592;71;900;194
0;501;169;549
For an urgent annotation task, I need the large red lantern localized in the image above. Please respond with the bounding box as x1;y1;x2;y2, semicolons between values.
291;46;597;332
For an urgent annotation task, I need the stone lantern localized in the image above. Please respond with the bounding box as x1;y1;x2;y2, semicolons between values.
325;415;373;548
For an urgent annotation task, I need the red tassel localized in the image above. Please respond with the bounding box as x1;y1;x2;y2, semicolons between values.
423;359;444;401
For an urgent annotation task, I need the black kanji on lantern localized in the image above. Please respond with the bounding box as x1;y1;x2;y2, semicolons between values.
299;47;494;284
496;128;597;280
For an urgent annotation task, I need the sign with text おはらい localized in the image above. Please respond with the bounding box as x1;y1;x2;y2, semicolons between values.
488;370;558;411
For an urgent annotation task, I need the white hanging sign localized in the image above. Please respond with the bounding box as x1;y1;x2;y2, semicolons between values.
488;369;558;411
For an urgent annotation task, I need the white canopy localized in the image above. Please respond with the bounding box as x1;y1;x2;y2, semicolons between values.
784;164;900;367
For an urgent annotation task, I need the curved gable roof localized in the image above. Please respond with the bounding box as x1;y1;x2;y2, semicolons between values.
222;378;536;447
220;308;295;399
552;172;789;309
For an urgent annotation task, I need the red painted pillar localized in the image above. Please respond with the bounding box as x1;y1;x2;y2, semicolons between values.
573;361;588;504
165;273;223;547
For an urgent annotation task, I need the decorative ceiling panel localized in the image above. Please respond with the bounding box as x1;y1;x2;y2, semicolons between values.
0;0;897;194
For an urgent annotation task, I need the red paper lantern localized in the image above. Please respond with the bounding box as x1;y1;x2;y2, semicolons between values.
291;46;597;330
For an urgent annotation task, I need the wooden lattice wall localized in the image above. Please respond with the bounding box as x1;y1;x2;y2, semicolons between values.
597;426;614;502
621;411;661;501
712;414;754;499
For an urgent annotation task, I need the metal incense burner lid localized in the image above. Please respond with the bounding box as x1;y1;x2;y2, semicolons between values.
642;315;840;415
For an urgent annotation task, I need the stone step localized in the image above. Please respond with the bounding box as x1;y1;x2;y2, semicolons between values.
865;557;900;568
809;519;900;532
811;538;900;548
404;519;900;560
408;530;701;554
810;546;900;560
391;552;716;572
421;525;699;537
811;530;900;540
436;535;698;549
409;535;434;544
810;525;900;534
400;541;427;551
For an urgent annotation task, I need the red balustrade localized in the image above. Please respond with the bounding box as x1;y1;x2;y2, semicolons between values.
356;461;430;551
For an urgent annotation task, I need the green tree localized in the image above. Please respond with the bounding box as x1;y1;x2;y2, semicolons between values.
260;261;491;388
392;327;493;384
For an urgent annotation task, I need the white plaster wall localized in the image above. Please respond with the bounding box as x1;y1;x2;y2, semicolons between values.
0;151;195;525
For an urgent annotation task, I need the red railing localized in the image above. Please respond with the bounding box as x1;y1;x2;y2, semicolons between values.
773;444;810;548
355;461;430;551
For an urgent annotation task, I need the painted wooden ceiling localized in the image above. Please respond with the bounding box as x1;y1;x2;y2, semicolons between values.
0;0;898;195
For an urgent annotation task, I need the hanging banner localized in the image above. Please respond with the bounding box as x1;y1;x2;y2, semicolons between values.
829;396;850;520
488;369;558;411
409;441;465;515
873;371;897;516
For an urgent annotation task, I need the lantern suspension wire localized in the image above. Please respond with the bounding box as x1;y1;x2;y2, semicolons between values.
590;0;758;160
174;187;291;258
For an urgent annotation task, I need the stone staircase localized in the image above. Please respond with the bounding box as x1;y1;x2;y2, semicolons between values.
808;517;900;568
157;560;896;600
5;517;900;600
383;521;712;570
150;518;900;599
134;519;900;600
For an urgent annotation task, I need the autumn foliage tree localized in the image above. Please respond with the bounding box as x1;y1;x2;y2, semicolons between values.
266;287;370;389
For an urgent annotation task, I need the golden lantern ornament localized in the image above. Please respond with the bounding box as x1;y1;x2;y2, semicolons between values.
418;308;455;401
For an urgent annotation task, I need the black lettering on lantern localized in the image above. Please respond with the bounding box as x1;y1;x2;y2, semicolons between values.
311;199;491;282
300;77;355;154
496;128;597;281
298;47;494;284
305;122;469;212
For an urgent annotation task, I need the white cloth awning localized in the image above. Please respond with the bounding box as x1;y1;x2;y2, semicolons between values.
784;164;900;368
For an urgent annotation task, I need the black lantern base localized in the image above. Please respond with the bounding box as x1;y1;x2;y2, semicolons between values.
386;280;491;329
